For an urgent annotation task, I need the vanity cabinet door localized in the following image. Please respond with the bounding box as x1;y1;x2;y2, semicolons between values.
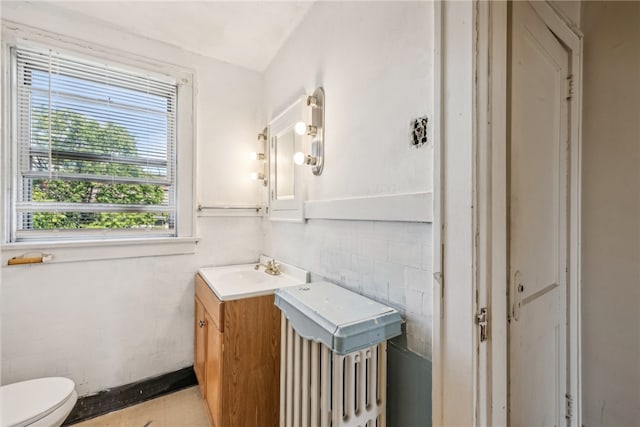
194;297;207;397
223;295;281;427
206;312;223;427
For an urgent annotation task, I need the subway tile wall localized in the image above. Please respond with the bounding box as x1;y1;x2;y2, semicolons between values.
264;219;433;360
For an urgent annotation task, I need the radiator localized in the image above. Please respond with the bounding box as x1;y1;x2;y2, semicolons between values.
279;313;388;427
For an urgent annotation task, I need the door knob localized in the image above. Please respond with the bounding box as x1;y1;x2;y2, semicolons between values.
199;320;205;328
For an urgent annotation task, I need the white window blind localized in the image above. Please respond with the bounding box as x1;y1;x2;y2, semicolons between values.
13;46;178;241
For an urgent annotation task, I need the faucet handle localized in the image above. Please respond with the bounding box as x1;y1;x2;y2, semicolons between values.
267;259;281;275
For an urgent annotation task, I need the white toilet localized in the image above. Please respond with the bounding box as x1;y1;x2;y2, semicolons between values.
1;377;77;427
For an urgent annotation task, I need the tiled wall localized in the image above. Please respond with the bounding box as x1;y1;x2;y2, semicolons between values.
264;219;432;359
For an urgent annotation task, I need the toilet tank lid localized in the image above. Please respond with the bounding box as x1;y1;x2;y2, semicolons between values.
1;377;75;427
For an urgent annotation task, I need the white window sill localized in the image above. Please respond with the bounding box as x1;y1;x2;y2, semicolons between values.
1;237;199;265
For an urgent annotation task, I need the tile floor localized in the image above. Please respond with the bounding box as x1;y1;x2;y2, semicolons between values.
72;386;210;427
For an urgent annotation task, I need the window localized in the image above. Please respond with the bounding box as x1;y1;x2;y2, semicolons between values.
9;45;179;242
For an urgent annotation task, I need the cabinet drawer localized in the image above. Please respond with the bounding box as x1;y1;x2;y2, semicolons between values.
195;273;224;332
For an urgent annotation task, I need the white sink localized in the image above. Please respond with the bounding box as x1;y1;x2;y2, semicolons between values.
217;270;270;287
198;256;309;301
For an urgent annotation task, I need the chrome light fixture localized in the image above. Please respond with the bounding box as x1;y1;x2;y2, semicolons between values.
293;87;324;175
250;128;268;186
250;171;266;182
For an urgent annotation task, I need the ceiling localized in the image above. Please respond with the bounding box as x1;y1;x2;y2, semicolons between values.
39;1;315;72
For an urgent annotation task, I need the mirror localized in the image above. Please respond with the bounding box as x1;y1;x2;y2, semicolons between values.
275;127;295;199
268;96;307;222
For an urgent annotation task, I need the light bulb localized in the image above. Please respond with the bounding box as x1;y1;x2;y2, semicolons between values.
294;121;307;136
294;152;318;166
249;152;264;161
293;152;306;165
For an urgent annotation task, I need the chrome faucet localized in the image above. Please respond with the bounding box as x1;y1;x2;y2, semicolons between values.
254;259;281;276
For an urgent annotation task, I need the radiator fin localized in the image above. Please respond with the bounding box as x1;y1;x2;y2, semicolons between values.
280;315;387;427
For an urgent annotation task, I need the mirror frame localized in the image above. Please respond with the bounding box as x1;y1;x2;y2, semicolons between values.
268;96;307;222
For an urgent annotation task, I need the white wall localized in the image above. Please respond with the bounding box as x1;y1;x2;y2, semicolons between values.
1;0;437;398
581;2;640;425
264;1;433;200
0;2;263;396
2;256;197;393
263;1;434;359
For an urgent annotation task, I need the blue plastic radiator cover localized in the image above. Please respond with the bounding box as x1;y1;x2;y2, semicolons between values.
274;281;403;355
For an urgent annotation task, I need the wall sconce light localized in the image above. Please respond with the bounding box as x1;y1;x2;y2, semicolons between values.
295;121;317;137
250;171;267;184
248;152;265;161
293;87;324;176
250;128;268;186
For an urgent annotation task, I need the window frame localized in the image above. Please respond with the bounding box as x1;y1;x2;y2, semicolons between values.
1;23;197;257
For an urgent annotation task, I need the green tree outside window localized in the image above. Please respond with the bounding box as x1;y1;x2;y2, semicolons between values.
29;109;168;230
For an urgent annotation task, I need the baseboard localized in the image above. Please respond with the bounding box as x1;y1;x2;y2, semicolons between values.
63;366;197;425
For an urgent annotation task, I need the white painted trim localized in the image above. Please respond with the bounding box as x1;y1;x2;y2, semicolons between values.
472;1;510;425
304;192;432;223
488;2;509;425
431;1;444;426
176;71;196;239
546;1;584;38
570;39;583;427
1;236;198;264
436;1;477;425
474;2;494;425
1;36;15;245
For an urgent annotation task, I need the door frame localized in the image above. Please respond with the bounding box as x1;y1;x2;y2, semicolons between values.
477;1;583;425
432;1;583;425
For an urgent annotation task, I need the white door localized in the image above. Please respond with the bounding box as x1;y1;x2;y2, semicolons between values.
509;2;571;425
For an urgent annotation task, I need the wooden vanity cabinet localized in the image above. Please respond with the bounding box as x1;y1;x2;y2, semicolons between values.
194;273;281;427
194;296;207;395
